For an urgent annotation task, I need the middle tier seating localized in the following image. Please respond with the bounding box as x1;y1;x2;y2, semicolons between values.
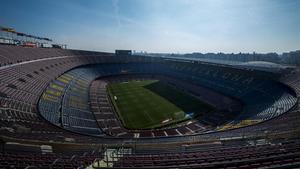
39;68;104;136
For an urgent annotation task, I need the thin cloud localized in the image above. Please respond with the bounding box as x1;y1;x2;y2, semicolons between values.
112;0;121;31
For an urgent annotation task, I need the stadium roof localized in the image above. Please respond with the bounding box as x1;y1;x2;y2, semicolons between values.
234;61;293;73
237;61;283;68
159;56;293;73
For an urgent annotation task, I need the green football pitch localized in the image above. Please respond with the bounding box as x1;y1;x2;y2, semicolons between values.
107;80;214;129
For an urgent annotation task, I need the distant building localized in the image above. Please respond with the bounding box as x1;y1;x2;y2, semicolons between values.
282;50;300;66
115;50;132;56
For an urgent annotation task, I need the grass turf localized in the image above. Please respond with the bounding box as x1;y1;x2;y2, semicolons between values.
107;80;214;129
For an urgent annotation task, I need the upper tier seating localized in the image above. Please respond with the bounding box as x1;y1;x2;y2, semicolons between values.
0;44;102;67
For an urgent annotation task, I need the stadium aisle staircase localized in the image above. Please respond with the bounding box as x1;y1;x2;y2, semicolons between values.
89;148;132;168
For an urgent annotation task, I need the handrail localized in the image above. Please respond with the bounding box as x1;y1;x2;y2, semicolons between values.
70;154;77;161
50;158;62;169
91;158;102;168
24;166;38;169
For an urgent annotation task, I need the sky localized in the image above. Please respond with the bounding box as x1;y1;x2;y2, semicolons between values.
1;0;300;53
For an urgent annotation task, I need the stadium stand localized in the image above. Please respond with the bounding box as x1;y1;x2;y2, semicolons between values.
37;62;297;135
90;80;132;137
0;44;299;168
114;140;300;168
39;68;103;136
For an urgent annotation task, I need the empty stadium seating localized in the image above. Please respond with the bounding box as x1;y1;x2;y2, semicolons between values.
36;62;297;138
39;68;104;136
114;140;300;168
0;45;299;168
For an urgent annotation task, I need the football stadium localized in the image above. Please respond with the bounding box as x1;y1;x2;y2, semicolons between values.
1;0;300;169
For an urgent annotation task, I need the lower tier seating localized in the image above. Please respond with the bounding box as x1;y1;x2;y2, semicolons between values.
114;140;300;168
